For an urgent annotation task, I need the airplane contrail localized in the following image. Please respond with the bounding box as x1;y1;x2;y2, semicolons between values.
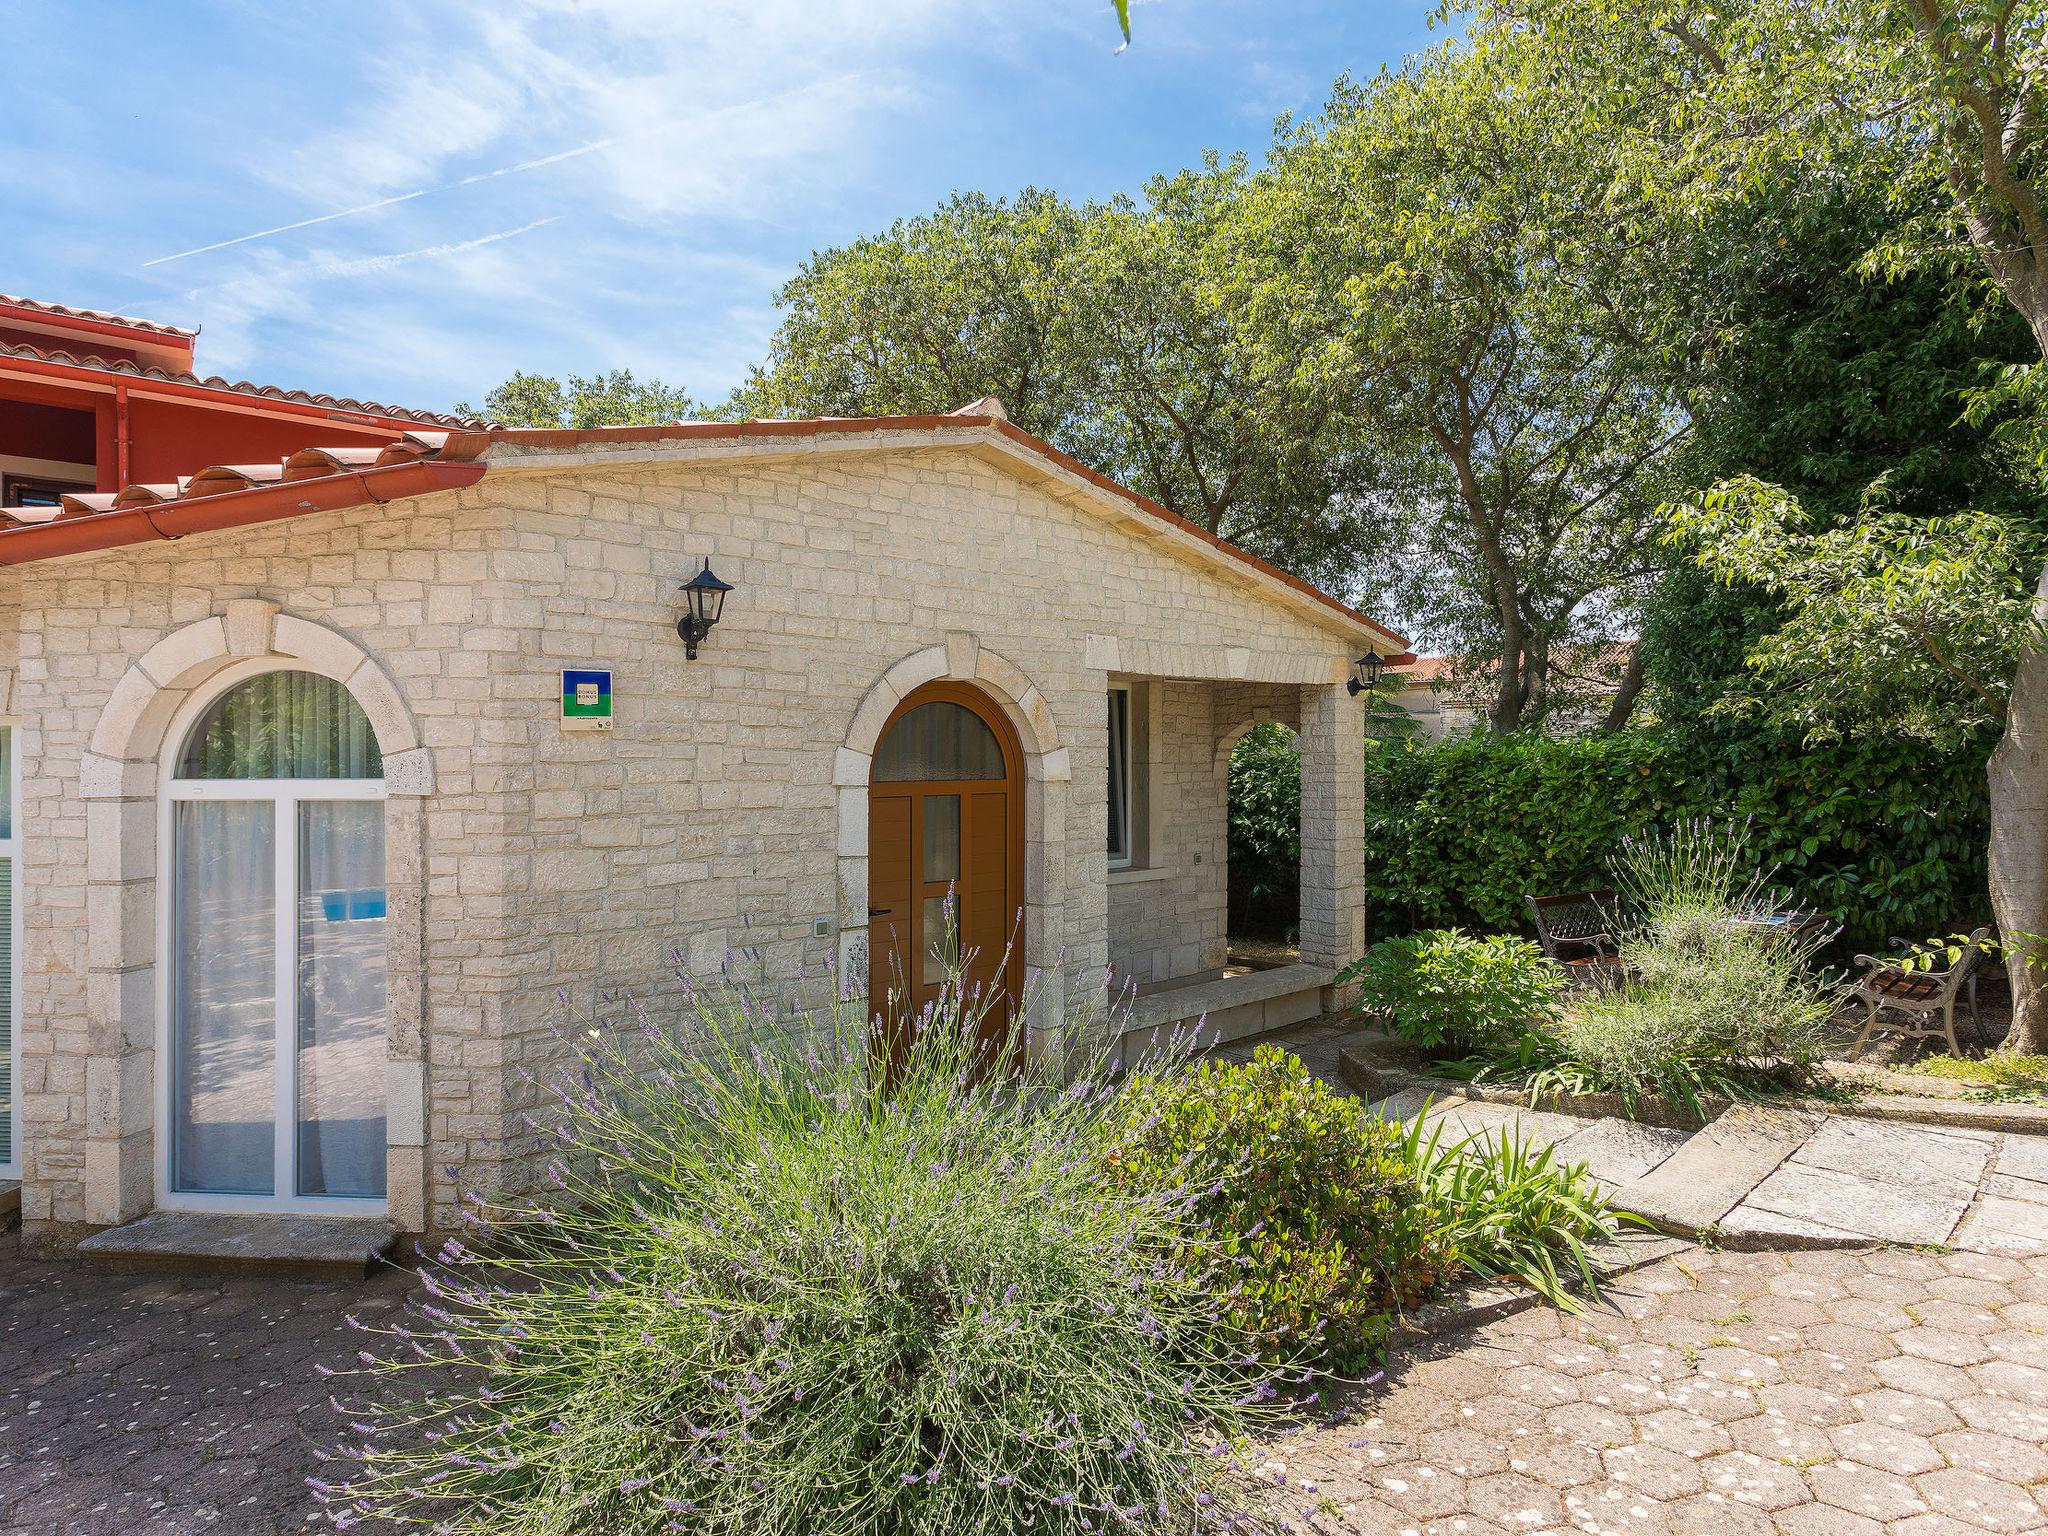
141;136;630;268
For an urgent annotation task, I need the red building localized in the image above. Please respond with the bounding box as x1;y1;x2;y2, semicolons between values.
0;294;479;509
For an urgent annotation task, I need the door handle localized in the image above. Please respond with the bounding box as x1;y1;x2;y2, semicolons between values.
869;907;892;918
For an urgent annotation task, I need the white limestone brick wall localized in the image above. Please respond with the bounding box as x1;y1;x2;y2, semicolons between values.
8;441;1368;1246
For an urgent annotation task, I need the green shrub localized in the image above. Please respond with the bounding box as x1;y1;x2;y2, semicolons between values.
1108;1046;1451;1371
1529;823;1837;1117
1362;731;1674;935
317;970;1287;1535
1544;925;1835;1116
1336;725;1992;953
1341;929;1565;1056
1227;722;1301;939
1399;1118;1631;1311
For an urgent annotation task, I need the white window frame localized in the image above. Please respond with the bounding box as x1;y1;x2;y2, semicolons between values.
1107;685;1133;871
0;719;18;1181
155;660;387;1216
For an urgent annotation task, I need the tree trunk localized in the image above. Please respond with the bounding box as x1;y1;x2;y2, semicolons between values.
1987;561;2048;1055
1602;645;1648;731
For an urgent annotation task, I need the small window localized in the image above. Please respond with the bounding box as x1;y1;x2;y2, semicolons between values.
1107;687;1132;868
873;701;1006;783
177;671;383;780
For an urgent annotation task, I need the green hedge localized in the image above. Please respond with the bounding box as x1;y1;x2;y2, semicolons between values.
1347;729;1990;953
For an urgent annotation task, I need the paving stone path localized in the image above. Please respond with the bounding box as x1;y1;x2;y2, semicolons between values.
0;1245;405;1536
1367;1087;2048;1256
1219;1013;2048;1255
3;1240;2045;1535
1264;1244;2048;1536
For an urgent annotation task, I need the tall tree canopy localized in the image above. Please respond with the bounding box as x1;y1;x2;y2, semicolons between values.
731;183;1361;585
1231;39;1690;731
1482;0;2048;1050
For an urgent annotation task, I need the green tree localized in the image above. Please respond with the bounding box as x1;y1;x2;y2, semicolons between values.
1484;0;2048;1050
459;369;699;428
733;183;1366;585
1232;39;1691;731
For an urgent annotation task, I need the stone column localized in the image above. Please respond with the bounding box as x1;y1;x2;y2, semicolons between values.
1297;680;1366;974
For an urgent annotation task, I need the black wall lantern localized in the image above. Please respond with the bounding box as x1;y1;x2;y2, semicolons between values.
1346;652;1388;697
676;560;734;659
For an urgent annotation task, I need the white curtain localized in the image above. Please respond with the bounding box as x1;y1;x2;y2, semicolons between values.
173;801;276;1195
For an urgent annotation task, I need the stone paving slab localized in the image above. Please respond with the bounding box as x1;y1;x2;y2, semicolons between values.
1722;1116;1998;1250
1616;1103;1819;1234
1953;1191;2048;1254
1545;1117;1690;1188
1785;1115;1999;1190
1725;1158;1979;1247
75;1210;399;1280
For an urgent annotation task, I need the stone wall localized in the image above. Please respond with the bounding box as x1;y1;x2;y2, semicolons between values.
9;434;1369;1245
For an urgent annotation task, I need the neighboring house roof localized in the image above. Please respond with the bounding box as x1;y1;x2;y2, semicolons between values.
0;337;486;432
0;405;1412;652
1398;645;1635;691
0;293;196;341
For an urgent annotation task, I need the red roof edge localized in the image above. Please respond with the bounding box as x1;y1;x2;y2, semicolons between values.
0;457;485;567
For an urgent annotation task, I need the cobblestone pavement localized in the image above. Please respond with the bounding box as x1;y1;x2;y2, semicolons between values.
1266;1245;2048;1535
3;1240;2045;1534
0;1241;413;1536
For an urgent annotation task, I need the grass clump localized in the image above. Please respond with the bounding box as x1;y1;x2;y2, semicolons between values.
1421;820;1840;1119
1108;1045;1452;1371
315;964;1291;1536
1538;920;1834;1117
1901;1052;2048;1100
1398;1117;1635;1311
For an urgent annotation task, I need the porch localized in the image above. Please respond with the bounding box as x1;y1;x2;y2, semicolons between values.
1092;638;1367;1056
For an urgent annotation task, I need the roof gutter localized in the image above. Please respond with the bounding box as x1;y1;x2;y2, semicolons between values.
0;459;486;567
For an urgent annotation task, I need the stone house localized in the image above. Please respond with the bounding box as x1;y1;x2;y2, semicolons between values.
0;398;1409;1260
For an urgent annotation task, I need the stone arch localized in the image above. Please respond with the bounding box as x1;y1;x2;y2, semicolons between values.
833;634;1071;1050
1214;699;1305;960
82;600;430;794
75;602;431;1233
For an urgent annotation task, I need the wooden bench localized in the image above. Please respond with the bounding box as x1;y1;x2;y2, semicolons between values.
1848;926;1991;1057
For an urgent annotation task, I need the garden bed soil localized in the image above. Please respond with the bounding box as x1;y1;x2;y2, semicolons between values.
1338;1031;2048;1137
1335;1032;1725;1131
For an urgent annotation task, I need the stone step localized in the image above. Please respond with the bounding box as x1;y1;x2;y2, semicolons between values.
76;1211;400;1281
1616;1103;1820;1238
1121;962;1336;1052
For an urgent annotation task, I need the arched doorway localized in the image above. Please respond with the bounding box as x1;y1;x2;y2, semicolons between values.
867;681;1025;1062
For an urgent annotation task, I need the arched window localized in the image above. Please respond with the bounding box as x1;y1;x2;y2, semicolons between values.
873;700;1007;782
164;669;387;1211
179;670;382;779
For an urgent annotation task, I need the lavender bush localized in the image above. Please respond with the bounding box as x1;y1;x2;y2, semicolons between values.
313;953;1297;1535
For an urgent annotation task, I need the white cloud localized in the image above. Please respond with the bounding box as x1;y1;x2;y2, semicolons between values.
268;0;954;221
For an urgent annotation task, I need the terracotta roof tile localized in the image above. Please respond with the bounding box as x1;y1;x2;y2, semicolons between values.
0;293;195;339
0;337;485;431
6;431;474;530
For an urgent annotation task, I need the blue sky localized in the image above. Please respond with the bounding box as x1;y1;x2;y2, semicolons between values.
3;1;1438;418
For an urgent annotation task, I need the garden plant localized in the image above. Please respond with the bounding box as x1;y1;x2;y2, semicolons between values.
314;956;1298;1536
1347;822;1838;1120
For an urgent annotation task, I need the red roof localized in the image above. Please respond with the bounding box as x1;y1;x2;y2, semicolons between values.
0;408;1411;650
0;337;484;431
0;293;195;340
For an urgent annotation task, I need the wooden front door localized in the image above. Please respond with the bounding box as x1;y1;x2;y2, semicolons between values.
867;682;1024;1069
